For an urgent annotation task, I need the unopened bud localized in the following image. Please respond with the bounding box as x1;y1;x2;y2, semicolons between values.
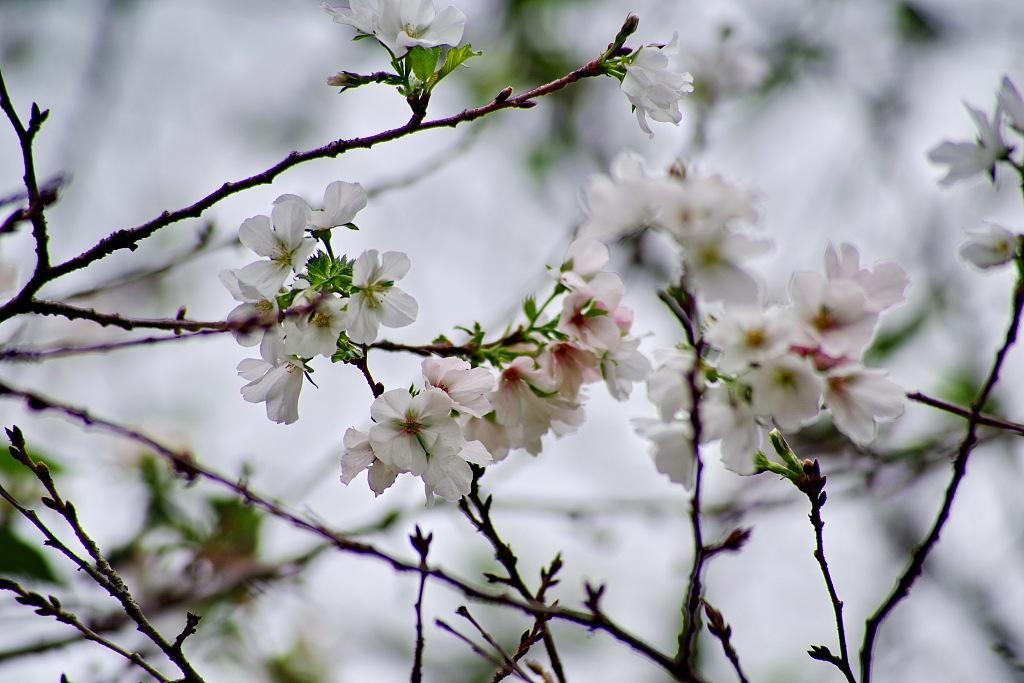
494;86;513;103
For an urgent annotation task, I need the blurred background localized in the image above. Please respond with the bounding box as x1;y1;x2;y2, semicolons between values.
2;0;1024;681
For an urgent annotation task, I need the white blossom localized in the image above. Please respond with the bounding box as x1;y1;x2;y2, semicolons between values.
959;223;1019;270
235;198;318;298
701;383;762;475
423;439;491;504
324;0;466;56
824;365;905;445
344;249;418;344
579;152;669;241
554;238;610;290
283;293;348;358
998;76;1024;132
653;173;757;238
599;335;652;400
491;357;582;455
928;104;1009;185
676;228;770;304
219;269;280;347
632;417;695;488
789;271;879;358
646;348;695;421
463;415;511;463
368;388;462;476
704;306;792;372
340;427;400;495
237;332;305;425
277;180;367;230
621;34;694;137
746;354;823;431
823;242;909;312
422;356;494;417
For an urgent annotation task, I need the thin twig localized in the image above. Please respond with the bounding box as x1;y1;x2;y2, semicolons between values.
0;382;682;678
859;256;1024;683
409;527;432;683
701;600;750;683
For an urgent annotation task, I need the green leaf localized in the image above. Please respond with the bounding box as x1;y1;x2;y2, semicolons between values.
303;253;354;293
438;44;481;81
407;46;442;82
0;525;61;584
523;296;537;322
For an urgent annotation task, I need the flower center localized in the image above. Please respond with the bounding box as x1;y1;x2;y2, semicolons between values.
744;328;766;349
773;367;797;390
256;300;275;316
312;311;332;328
400;418;422;435
813;307;836;332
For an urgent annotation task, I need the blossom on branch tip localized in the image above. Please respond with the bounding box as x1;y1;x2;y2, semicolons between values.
324;0;466;57
234;198;318;298
283;292;349;358
219;269;281;348
344;249;418;344
959;223;1020;270
928;103;1009;185
620;33;694;137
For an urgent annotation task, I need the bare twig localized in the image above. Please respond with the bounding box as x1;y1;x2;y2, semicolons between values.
859;256;1024;683
701;600;749;683
409;527;432;683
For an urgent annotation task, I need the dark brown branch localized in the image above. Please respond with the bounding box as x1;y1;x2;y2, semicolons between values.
797;460;855;683
0;41;612;324
0;381;682;678
435;618;536;682
701;600;749;683
459;473;567;682
859;260;1024;683
409;527;432;683
0;577;170;682
906;391;1024;436
2;427;206;682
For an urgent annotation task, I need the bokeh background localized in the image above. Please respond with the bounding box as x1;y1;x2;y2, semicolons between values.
2;0;1024;681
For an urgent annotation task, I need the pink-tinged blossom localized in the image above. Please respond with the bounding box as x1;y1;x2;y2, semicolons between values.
324;0;466;56
340;428;400;495
276;180;368;230
998;76;1024;132
235;199;318;298
789;271;879;358
344;249;418;344
558;273;625;352
283;293;348;358
491;357;582;455
824;243;909;311
928;104;1009;185
676;228;770;304
959;223;1019;270
646;348;695;421
539;341;601;398
700;384;761;475
621;34;695;137
368;388;462;476
463;415;510;462
824;365;905;445
600;336;652;401
422;356;494;417
632;417;695;488
746;354;823;431
237;332;305;425
704;305;792;372
554;238;610;290
219;268;280;348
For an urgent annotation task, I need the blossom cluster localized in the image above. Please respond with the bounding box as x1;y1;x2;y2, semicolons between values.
340;238;652;502
221;181;418;425
927;75;1024;272
578;154;910;486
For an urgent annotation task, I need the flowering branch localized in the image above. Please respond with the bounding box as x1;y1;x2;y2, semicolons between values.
859;251;1024;683
0;380;684;678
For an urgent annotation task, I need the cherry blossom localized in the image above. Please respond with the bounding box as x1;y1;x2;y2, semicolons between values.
277;180;368;230
558;274;625;352
823;242;909;312
219;269;281;348
539;341;601;398
704;306;792;372
368;388;462;475
928;104;1009;185
621;34;694;137
421;356;495;417
491;357;583;455
234;198;318;298
746;354;823;431
283;292;348;358
599;336;652;400
998;76;1024;132
237;332;306;425
341;428;400;495
579;152;668;241
823;365;905;445
632;417;695;488
553;238;611;290
700;384;761;475
324;0;466;56
344;249;418;344
788;271;879;358
958;223;1020;270
646;348;695;421
675;228;770;304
